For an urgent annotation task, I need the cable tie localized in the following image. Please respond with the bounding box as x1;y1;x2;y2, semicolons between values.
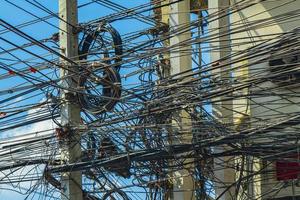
29;67;37;73
8;70;15;75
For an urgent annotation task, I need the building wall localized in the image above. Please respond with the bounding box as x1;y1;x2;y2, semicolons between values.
230;0;300;199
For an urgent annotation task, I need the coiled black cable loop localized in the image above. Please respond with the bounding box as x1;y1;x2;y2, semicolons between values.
78;23;122;115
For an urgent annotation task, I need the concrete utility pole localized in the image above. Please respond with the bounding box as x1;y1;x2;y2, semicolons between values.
168;0;195;199
208;0;235;200
59;0;83;200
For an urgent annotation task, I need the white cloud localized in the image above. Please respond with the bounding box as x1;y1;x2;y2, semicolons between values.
0;100;58;199
2;99;57;139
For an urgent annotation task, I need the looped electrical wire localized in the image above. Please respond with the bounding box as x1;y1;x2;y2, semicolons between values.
78;63;121;114
79;22;123;71
78;23;122;114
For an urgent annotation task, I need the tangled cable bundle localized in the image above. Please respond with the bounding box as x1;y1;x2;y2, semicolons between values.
0;0;300;199
78;23;122;115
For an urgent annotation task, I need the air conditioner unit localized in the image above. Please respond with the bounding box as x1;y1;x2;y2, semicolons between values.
268;53;300;86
